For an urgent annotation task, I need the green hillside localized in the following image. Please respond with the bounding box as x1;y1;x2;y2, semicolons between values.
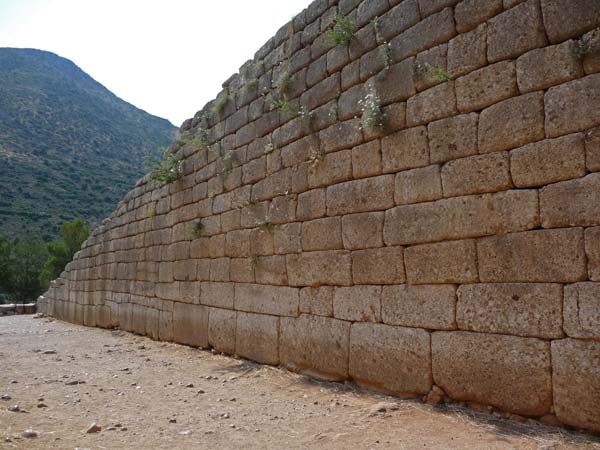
0;48;176;241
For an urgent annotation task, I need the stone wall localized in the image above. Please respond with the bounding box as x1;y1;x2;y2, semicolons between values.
38;0;600;433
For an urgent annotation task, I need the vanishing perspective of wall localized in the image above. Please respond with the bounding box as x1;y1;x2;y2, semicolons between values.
38;0;600;433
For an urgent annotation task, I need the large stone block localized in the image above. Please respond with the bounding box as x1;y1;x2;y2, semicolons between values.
302;217;342;251
545;74;600;137
585;226;600;281
405;239;478;284
454;0;502;33
427;113;478;164
333;286;381;322
254;255;288;286
287;250;352;287
447;24;488;77
552;339;600;432
145;308;159;340
350;323;432;395
394;165;442;205
352;247;405;285
299;286;333;317
563;283;600;339
456;61;518;113
341;212;384;250
280;314;350;381
441;152;512;197
540;173;600;228
406;81;458;127
234;283;299;317
159;309;173;341
457;283;563;338
384;190;539;245
307;149;353;188
540;0;600;44
274;222;302;255
200;282;234;309
478;92;545;153
235;312;279;365
432;331;552;415
510;134;586;188
352;140;382;179
296;188;326;221
477;228;587;282
487;0;547;63
173;302;209;348
381;127;429;173
326;176;395;216
382;284;456;330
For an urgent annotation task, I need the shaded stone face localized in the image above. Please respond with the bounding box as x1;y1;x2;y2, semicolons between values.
39;0;600;434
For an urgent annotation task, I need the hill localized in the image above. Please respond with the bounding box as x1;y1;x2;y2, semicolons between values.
0;48;176;241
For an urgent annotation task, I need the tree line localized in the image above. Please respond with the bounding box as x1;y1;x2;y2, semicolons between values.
0;219;89;304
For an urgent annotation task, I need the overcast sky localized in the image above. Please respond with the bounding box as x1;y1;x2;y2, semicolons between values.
0;0;310;126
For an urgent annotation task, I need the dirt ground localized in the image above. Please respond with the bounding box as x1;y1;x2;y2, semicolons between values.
0;315;599;450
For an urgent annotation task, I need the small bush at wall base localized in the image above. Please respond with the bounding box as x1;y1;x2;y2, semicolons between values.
146;147;183;184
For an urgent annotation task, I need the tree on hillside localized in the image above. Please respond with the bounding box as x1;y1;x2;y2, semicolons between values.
0;234;48;303
40;218;89;287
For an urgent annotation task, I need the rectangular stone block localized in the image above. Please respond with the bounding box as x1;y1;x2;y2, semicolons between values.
299;286;333;317
308;149;353;188
412;44;448;93
441;152;512;197
405;239;478;284
274;222;302;254
455;0;502;33
541;0;600;44
200;282;234;309
510;134;586;187
352;247;406;285
395;165;442;205
478;92;545;153
447;23;488;77
296;188;326;221
341;211;384;250
540;173;600;228
381;127;429;173
235;312;279;365
585;227;600;281
470;52;522;102
352;140;382;179
406;81;458;127
159;309;173;341
287;250;352;287
382;284;457;330
373;58;416;104
545;74;600;138
280;314;350;381
131;304;146;335
209;258;230;282
384;190;539;245
333;286;381;322
477;228;587;282
563;282;600;339
173;302;209;348
302;217;342;251
487;0;547;63
326;175;395;216
234;283;299;317
516;40;584;93
433;331;552;415
350;323;432;396
145;308;159;340
457;283;563;338
428;113;478;164
551;339;600;432
254;255;288;286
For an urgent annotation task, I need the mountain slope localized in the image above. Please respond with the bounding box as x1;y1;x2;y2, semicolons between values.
0;48;176;241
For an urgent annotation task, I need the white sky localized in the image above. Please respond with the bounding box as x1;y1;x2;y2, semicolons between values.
0;0;311;126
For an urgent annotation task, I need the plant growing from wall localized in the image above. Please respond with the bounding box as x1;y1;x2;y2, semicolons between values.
147;147;183;184
257;220;274;234
324;16;357;46
575;29;599;59
212;92;229;115
309;147;325;165
359;84;386;133
430;66;453;83
190;221;204;239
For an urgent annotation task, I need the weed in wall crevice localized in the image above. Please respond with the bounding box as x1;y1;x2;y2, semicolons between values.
359;83;386;134
324;16;357;46
309;147;326;165
146;147;183;185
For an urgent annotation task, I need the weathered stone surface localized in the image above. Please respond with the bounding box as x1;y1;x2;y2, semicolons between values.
405;239;478;284
406;82;458;127
299;286;333;317
296;188;326;221
208;307;236;354
487;0;547;63
333;285;381;322
274;222;302;254
394;165;442;205
287;250;352;286
327;176;395;216
454;0;502;33
477;228;587;282
516;40;584;93
235;312;279;365
254;255;288;285
412;45;448;92
540;0;600;44
447;23;488;77
563;282;600;339
234;283;299;317
545;74;600;138
382;284;456;330
441;152;512;197
381;127;429;173
341;212;384;250
158;309;173;341
478;92;545;153
350;323;432;395
352;140;382;179
352;247;405;285
173;302;209;348
145;308;159;340
510;134;586;187
551;339;600;431
457;283;563;338
585;226;600;281
540;173;600;228
201;282;234;309
432;331;552;415
280;314;350;381
428;113;478;164
302;217;342;251
384;190;539;245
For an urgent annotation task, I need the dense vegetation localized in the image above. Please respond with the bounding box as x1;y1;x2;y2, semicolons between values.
0;218;89;304
0;48;177;241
